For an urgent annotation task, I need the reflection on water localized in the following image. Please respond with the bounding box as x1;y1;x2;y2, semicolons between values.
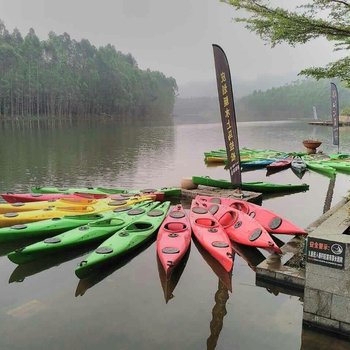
193;236;233;292
75;237;156;297
9;245;95;283
232;243;266;272
301;327;350;349
207;280;230;350
157;248;190;303
0;119;350;349
323;177;336;214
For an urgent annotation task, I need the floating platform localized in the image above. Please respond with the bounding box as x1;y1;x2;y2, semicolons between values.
180;185;263;205
308;120;350;126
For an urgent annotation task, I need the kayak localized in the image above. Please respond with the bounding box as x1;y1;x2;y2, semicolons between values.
291;156;307;173
196;195;306;235
320;161;350;174
0;212;106;242
196;199;281;254
31;186;181;198
1;191;164;203
302;159;336;177
156;204;191;277
0;197;103;214
8;201;159;264
75;201;171;278
0;196;153;228
0;192;106;203
192;176;309;193
189;199;233;272
266;157;292;170
241;159;277;169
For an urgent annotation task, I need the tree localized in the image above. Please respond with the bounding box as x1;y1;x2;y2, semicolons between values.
222;0;350;84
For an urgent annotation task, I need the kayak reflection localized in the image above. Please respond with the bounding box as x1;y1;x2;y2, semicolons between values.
157;247;190;303
231;243;266;272
192;236;233;292
9;244;94;283
75;237;155;297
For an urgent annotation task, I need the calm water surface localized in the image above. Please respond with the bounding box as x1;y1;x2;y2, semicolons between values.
0;118;350;350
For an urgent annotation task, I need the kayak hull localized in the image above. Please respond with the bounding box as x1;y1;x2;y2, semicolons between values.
196;195;306;235
192;176;309;193
8;201;159;264
157;204;191;277
196;199;281;254
75;202;171;278
189;200;233;272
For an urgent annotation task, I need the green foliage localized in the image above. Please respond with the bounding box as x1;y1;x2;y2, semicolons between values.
341;107;350;116
222;0;350;85
174;79;349;122
238;78;350;120
0;20;178;118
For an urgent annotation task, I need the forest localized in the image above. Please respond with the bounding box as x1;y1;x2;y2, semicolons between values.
0;21;178;119
174;79;350;123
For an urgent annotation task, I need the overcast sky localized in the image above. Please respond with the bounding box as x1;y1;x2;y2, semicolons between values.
0;0;341;91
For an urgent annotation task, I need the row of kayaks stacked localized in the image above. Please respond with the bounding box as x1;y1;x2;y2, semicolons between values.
205;147;350;178
204;147;303;167
301;153;350;177
0;186;181;228
0;189;306;280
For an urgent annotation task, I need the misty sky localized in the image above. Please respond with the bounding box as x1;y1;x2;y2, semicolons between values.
0;0;342;91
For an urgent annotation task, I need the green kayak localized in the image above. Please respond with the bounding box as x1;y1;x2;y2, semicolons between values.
191;176;309;193
8;201;159;264
302;159;336;177
321;161;350;174
0;212;105;243
31;186;181;197
75;201;171;279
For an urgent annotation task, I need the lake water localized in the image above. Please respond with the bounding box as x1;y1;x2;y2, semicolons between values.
0;118;350;349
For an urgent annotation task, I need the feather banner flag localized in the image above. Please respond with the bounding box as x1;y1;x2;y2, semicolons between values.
212;44;241;186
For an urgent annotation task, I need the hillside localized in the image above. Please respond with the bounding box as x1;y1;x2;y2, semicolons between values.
174;79;350;124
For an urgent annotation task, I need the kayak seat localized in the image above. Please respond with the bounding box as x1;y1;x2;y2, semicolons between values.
219;211;239;227
195;218;216;228
164;222;187;232
230;202;249;214
126;222;153;231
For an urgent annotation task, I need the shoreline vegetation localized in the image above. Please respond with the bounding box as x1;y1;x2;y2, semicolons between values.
174;79;350;123
0;20;177;120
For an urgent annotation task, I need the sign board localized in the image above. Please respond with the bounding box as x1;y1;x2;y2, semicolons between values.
212;44;241;186
306;237;345;270
331;82;339;146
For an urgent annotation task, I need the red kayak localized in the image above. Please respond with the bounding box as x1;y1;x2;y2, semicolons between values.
266;157;293;170
1;191;164;204
1;192;107;203
190;200;233;272
157;204;191;277
196;195;306;235
198;200;281;254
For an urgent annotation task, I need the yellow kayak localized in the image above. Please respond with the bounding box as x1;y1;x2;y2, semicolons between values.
0;196;153;228
0;197;102;214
